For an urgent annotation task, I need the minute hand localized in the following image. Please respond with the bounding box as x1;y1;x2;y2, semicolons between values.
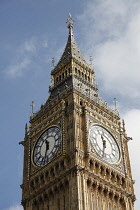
101;135;106;157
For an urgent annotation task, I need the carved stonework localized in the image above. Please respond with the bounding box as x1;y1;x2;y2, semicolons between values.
21;15;135;210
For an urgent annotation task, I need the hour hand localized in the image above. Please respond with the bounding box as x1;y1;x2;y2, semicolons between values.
46;140;49;150
45;140;49;157
101;135;106;157
101;135;106;148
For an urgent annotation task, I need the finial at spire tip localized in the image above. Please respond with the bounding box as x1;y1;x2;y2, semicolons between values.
66;13;74;29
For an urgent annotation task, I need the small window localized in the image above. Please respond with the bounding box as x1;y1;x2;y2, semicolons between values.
66;70;68;76
58;198;60;210
66;101;68;106
62;73;64;79
78;70;81;76
35;177;39;184
90;160;94;170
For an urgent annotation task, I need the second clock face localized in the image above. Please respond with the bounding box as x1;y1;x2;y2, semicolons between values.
33;126;61;167
89;125;120;164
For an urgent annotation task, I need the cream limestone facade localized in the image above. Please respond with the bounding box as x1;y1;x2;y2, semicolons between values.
21;15;135;210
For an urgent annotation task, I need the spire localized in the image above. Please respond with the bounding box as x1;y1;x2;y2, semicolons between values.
55;14;90;69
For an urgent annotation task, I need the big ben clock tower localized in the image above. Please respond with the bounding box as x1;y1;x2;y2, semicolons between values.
20;14;135;210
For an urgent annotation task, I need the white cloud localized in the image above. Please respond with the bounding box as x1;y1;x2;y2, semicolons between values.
22;37;37;53
94;11;140;98
122;109;140;210
6;58;31;78
43;39;48;48
78;0;140;99
79;0;140;41
3;204;23;210
5;36;49;78
5;37;36;78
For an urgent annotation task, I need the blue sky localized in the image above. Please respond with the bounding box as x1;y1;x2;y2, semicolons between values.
0;0;140;209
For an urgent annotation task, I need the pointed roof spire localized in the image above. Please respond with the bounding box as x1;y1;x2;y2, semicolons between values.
54;14;91;70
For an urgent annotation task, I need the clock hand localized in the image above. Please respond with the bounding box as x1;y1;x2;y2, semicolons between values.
102;146;105;157
101;135;106;157
45;140;49;158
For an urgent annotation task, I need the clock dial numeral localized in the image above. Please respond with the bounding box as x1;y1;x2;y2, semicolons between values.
33;126;61;166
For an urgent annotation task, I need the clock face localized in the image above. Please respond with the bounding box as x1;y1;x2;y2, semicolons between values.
33;126;61;166
89;125;120;164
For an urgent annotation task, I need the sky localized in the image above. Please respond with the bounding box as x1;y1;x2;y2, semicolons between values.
0;0;140;209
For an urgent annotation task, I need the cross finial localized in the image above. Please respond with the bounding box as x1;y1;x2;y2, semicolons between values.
89;56;93;65
113;97;118;110
30;101;35;114
52;58;55;66
51;58;55;70
66;13;74;29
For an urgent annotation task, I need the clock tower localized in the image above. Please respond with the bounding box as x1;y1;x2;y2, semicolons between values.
21;14;135;210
